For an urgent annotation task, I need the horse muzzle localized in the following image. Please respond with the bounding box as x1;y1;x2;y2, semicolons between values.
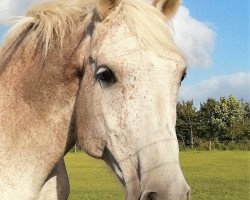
140;186;190;200
137;161;190;200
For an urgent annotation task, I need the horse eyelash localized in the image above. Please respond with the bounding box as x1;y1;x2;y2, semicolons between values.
181;69;187;82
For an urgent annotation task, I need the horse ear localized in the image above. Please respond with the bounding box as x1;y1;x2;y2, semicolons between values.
152;0;181;20
96;0;121;19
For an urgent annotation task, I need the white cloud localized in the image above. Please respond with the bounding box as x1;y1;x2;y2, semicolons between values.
0;0;40;18
0;0;12;18
172;6;216;68
178;72;250;103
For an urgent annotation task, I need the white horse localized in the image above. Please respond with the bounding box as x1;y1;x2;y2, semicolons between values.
0;0;87;199
0;0;190;199
74;0;190;199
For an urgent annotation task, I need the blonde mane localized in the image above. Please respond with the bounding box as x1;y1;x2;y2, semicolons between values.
0;0;179;73
25;0;95;54
0;0;94;70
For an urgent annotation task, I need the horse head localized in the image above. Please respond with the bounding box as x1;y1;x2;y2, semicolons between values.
75;0;190;199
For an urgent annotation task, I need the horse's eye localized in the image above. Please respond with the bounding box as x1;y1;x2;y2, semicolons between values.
94;66;116;85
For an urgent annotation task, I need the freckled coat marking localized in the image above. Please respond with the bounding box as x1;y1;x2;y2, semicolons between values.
75;0;190;200
0;0;93;199
0;0;190;199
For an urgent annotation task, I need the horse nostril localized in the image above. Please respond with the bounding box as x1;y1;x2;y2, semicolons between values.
148;192;157;200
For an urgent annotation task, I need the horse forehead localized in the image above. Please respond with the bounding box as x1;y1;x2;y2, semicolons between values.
93;21;185;65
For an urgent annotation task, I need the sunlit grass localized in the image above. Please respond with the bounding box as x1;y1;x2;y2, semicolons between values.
65;151;249;200
180;151;250;200
65;153;124;200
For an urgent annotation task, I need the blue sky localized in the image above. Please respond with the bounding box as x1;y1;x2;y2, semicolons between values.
178;0;250;103
184;0;249;79
0;27;8;39
0;0;249;103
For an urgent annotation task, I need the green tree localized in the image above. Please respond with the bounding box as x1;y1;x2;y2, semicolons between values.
214;95;246;142
243;102;250;119
241;101;250;140
176;101;199;148
198;98;220;150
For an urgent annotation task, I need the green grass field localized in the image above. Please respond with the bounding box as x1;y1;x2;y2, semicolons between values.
65;151;250;200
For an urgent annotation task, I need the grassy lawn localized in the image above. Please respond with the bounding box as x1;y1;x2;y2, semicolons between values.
65;151;250;200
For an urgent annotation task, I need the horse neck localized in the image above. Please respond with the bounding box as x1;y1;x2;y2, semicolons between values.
0;31;85;198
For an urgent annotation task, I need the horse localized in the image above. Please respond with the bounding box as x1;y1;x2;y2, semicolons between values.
0;0;190;199
0;0;90;199
74;0;190;199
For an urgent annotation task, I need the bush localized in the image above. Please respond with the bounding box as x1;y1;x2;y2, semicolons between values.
178;139;250;151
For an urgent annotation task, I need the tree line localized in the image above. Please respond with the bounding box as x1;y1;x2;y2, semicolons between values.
176;95;249;150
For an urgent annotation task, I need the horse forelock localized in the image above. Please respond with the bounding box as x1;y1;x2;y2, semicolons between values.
115;0;181;58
